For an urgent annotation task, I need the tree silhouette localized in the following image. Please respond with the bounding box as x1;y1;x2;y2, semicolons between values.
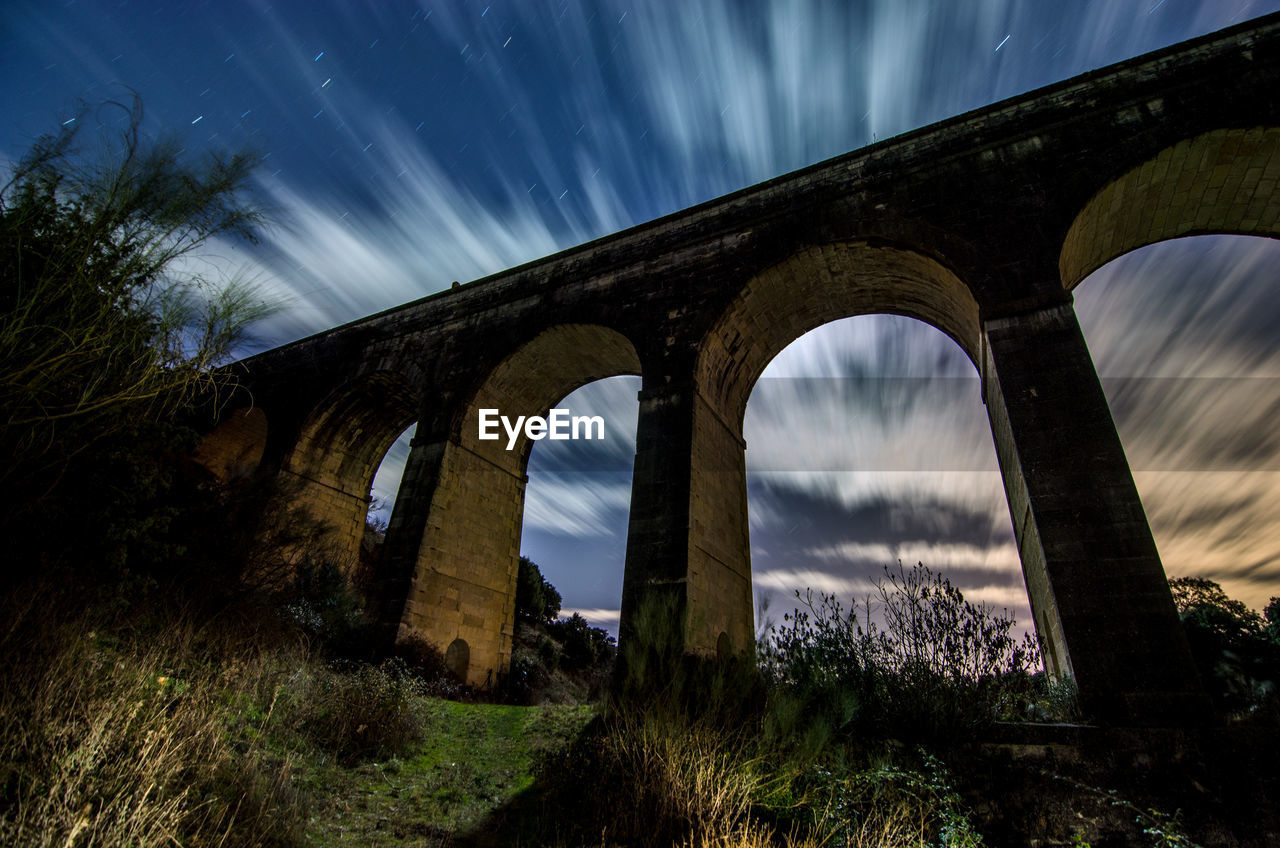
0;98;271;569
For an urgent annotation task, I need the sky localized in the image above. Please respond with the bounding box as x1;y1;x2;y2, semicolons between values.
5;0;1280;638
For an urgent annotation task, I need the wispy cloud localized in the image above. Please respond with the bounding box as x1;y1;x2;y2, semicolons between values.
522;473;632;537
804;541;1020;574
754;568;881;598
561;607;621;631
1076;236;1280;609
210;0;1278;349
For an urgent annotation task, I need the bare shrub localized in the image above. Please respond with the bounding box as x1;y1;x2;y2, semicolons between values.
301;657;429;763
762;562;1065;746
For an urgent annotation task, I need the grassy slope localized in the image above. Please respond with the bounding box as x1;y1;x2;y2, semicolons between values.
5;605;1274;847
302;700;594;846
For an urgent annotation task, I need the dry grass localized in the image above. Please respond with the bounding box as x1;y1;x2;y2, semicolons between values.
301;657;429;763
0;565;1003;848
680;823;827;848
524;696;995;848
526;704;823;848
0;590;989;848
607;712;766;839
0;584;307;847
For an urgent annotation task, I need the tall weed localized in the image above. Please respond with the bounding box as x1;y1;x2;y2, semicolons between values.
534;709;795;847
301;657;429;763
0;581;306;847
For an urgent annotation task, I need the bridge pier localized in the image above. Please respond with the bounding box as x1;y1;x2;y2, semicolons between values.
373;434;521;688
982;302;1211;725
619;379;755;673
373;435;446;647
277;468;371;574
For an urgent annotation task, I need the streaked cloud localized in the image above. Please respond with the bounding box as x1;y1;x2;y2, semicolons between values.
754;568;881;599
1077;236;1280;610
522;473;632;537
561;607;622;631
804;541;1020;575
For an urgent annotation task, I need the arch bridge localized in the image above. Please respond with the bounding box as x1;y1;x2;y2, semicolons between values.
200;14;1280;725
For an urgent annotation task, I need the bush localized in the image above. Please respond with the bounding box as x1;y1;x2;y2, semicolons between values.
762;562;1059;747
0;99;272;576
504;615;617;706
282;558;373;657
807;751;984;848
547;612;616;671
503;558;617;704
301;658;429;763
516;556;562;624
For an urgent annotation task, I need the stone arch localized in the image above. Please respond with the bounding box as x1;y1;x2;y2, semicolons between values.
456;323;642;473
192;406;267;481
284;369;420;574
675;241;981;658
398;324;641;687
1060;127;1280;290
698;241;981;434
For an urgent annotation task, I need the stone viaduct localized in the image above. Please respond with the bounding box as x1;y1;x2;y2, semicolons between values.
195;13;1280;724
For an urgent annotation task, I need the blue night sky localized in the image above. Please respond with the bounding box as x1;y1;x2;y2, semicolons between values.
6;0;1280;634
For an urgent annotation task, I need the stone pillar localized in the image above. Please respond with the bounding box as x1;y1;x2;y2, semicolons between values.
619;382;696;667
372;434;447;646
982;302;1210;725
619;378;754;679
373;433;523;688
687;390;754;657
